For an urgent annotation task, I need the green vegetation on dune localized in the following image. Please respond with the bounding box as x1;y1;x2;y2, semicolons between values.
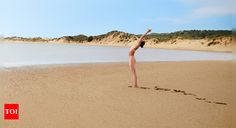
62;34;88;42
4;36;48;42
147;30;231;42
4;30;232;43
64;30;137;42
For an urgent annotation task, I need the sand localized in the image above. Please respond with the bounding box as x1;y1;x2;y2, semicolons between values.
82;38;232;52
0;61;231;128
3;38;232;52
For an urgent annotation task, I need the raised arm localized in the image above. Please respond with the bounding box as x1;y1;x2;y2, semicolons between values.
139;29;152;42
132;29;152;50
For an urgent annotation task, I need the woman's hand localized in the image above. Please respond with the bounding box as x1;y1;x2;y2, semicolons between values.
147;29;152;33
139;28;152;42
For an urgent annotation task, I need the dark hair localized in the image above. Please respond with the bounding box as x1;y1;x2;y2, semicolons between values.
140;41;145;48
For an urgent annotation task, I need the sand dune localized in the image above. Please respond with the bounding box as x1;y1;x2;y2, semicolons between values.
0;61;231;128
3;30;232;52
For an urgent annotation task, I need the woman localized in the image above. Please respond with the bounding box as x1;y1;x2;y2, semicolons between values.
129;29;152;87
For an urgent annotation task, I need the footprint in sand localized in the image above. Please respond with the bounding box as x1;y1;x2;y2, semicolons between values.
140;86;151;89
195;97;206;100
128;86;228;105
205;100;227;105
154;86;171;91
158;87;227;106
172;89;185;93
195;98;227;105
183;92;197;96
128;86;150;89
205;100;212;103
213;101;227;105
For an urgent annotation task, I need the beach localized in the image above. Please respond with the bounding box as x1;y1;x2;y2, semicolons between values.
3;36;232;52
0;61;231;128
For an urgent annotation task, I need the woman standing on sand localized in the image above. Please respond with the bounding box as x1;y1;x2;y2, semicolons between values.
129;29;152;87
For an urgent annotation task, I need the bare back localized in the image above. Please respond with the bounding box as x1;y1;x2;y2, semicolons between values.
129;45;138;56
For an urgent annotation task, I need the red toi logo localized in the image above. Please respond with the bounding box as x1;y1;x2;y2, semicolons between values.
4;104;19;120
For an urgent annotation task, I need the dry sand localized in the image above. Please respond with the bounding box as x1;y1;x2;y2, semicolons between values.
0;61;231;128
3;38;232;52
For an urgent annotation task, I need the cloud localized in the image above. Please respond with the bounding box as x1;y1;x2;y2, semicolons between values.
192;6;234;18
144;0;234;26
179;0;236;18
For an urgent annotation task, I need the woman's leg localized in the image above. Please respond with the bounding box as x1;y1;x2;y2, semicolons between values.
132;66;138;87
129;56;138;87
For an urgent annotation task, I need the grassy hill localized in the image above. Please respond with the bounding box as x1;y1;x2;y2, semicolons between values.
4;30;232;52
5;30;231;43
147;30;231;42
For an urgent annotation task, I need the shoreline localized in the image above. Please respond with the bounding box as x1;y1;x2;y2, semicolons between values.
0;60;231;69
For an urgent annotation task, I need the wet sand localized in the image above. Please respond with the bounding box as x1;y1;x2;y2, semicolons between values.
0;61;231;128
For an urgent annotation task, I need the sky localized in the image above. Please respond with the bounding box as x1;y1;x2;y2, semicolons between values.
0;0;235;37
